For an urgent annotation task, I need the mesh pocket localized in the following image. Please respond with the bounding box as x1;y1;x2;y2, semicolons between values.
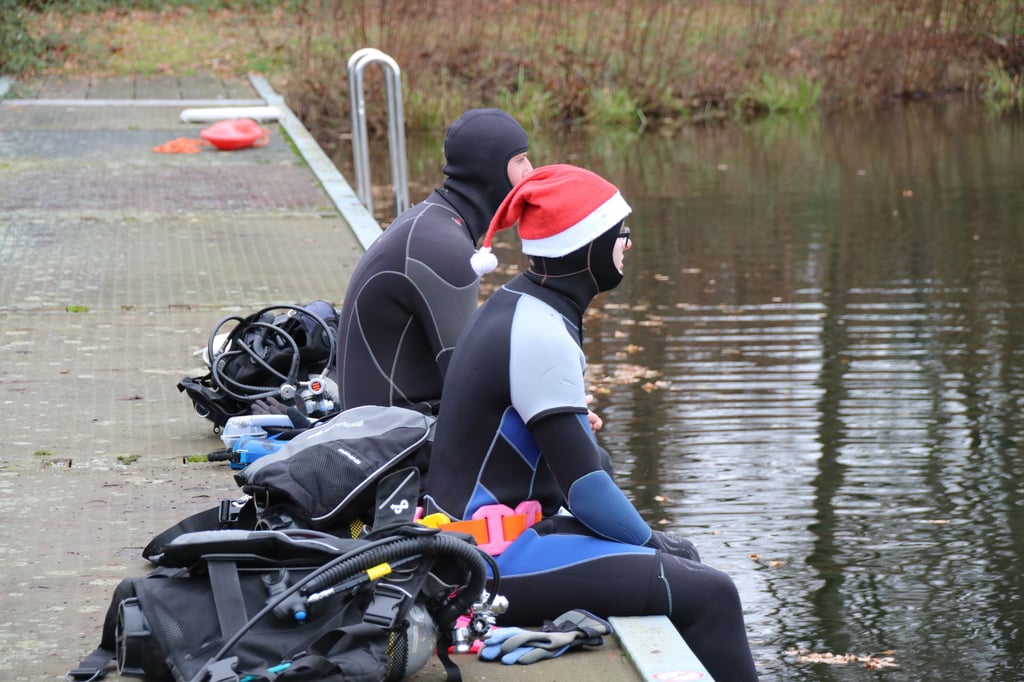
290;444;370;518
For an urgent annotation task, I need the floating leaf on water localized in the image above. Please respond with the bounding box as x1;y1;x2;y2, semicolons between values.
785;647;899;669
614;364;660;383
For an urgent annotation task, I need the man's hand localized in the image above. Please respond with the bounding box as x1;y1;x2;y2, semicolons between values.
586;394;603;433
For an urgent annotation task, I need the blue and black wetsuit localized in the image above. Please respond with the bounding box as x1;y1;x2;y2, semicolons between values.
334;109;528;415
424;226;759;681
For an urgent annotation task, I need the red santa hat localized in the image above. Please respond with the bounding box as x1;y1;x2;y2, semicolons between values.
470;163;631;275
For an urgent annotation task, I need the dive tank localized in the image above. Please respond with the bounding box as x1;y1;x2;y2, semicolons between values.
401;603;438;676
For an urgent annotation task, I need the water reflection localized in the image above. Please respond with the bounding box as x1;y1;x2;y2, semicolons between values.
335;101;1023;680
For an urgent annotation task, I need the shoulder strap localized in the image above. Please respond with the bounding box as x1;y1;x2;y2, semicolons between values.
436;631;463;682
363;466;421;537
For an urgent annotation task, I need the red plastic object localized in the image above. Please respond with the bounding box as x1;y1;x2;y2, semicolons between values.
200;118;269;151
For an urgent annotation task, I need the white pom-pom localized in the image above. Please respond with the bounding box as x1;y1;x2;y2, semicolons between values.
470;247;498;276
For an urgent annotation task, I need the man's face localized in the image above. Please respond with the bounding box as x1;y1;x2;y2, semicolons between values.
613;225;632;274
506;152;533;187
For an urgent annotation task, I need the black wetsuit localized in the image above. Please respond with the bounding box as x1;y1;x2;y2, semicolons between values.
334;109;528;415
424;226;759;681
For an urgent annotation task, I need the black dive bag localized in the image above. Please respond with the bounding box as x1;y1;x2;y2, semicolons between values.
178;302;340;431
69;525;489;682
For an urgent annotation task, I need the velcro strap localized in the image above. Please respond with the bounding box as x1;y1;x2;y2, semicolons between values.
438;518;489;545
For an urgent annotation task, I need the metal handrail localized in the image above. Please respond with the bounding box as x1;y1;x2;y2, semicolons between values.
347;48;409;219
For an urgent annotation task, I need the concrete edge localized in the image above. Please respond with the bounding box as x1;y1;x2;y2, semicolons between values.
609;615;716;681
248;73;383;251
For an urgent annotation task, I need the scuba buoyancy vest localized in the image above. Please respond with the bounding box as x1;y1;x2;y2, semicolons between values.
68;500;495;681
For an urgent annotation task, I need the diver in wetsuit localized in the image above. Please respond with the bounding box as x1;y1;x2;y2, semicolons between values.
334;109;531;415
423;164;759;681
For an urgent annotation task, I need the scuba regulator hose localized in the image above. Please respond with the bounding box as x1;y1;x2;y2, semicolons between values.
207;304;337;402
189;530;491;682
303;532;492;625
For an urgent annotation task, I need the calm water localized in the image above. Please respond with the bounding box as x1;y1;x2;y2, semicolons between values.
335;100;1024;681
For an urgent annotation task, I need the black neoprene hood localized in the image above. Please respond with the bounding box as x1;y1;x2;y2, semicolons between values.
526;220;626;314
440;109;529;243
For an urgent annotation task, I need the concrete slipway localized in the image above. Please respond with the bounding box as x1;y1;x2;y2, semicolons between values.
0;73;712;682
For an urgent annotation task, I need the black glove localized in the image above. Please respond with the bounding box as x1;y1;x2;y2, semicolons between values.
251;395;311;429
478;609;612;664
645;529;701;562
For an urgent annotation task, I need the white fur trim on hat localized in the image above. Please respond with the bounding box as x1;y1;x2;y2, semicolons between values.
520;191;631;258
470;246;498;276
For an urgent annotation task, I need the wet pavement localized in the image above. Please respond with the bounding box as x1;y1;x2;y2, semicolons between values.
0;74;658;681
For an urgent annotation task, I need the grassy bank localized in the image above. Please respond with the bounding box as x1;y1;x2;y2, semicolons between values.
4;0;1022;138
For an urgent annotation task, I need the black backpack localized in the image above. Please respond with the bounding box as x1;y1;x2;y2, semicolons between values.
143;405;437;559
178;302;340;432
68;523;491;682
235;405;435;536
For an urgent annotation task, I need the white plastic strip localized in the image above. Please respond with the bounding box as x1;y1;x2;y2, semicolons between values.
180;106;281;123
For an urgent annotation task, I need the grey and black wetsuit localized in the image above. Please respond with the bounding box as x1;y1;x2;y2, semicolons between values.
334;109;528;415
424;226;759;681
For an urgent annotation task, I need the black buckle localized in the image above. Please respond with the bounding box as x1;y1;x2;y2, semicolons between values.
363;583;407;629
218;496;250;526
